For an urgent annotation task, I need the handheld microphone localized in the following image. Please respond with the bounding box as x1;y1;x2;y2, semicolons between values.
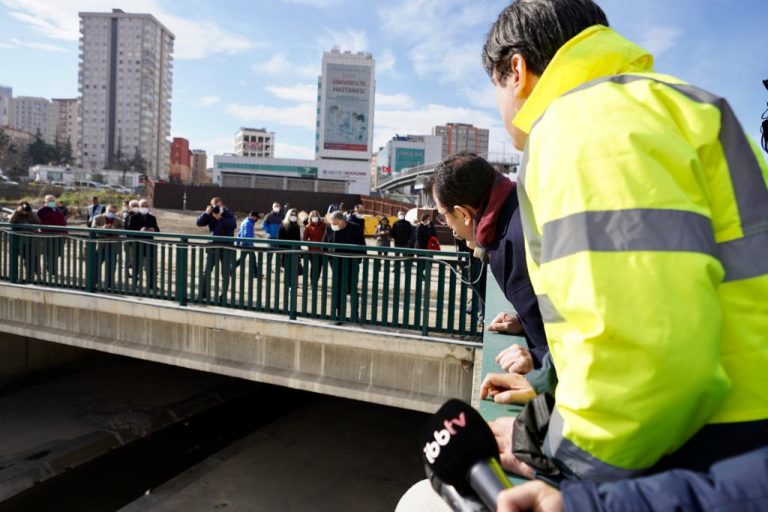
420;399;512;511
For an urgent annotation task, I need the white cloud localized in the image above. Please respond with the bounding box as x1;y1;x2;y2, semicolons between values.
195;135;234;160
280;0;342;6
0;0;256;59
275;142;315;160
377;49;396;72
638;26;682;57
375;92;414;109
378;0;497;84
0;37;68;52
265;84;317;103
318;28;368;53
198;95;222;107
253;53;319;80
457;83;498;110
225;102;317;129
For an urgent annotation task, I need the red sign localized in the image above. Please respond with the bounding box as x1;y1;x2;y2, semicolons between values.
324;142;367;151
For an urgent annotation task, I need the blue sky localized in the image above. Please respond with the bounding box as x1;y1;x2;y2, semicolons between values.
1;0;766;168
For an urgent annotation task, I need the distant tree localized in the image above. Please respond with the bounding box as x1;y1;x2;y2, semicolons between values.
27;129;55;165
60;138;75;166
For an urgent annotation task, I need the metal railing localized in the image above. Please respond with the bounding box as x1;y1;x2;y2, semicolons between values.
0;224;484;339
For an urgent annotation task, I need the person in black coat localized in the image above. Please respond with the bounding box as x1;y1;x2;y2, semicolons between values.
126;199;160;289
414;214;437;250
391;211;414;253
322;211;365;324
278;208;302;274
196;196;237;303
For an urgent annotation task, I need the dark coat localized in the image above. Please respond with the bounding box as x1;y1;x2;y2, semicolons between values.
321;222;365;253
486;193;548;366
278;222;301;242
415;223;437;249
127;212;160;232
562;446;768;512
196;209;235;238
391;219;414;247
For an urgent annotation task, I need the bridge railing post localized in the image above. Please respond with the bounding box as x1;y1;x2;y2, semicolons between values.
176;237;188;306
85;231;97;292
421;257;432;337
8;229;19;284
289;252;298;320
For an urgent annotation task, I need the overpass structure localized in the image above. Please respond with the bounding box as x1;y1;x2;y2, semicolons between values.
0;225;484;413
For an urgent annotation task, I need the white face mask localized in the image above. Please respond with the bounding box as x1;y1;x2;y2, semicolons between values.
289;215;298;223
105;211;116;219
398;214;405;220
330;224;342;232
273;207;280;213
311;217;319;223
139;207;149;215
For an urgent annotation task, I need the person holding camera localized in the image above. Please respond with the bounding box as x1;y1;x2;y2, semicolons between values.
196;197;237;303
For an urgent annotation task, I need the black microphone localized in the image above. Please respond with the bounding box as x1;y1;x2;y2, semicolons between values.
420;399;512;511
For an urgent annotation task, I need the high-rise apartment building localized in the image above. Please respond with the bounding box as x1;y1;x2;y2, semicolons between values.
13;96;54;142
191;149;209;184
79;9;174;178
52;98;80;161
234;127;274;158
432;123;489;160
0;86;11;127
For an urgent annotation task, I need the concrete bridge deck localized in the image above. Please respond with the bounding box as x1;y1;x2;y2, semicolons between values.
0;282;478;413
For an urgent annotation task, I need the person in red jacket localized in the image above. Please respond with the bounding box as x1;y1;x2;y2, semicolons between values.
36;194;67;276
302;210;327;284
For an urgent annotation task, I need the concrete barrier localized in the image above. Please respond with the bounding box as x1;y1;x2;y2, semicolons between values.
0;283;477;412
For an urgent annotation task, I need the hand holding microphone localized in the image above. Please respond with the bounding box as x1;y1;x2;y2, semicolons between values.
420;399;514;511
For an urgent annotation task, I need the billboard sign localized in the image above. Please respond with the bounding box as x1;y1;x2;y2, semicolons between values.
324;64;370;152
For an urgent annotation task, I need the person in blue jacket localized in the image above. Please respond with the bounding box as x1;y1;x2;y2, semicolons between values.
262;202;283;240
497;445;768;512
196;196;237;303
234;210;260;278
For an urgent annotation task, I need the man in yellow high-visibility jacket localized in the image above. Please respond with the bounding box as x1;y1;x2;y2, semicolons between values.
481;0;768;484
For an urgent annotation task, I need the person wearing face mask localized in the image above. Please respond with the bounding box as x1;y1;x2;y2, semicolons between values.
197;196;237;303
127;199;160;290
374;216;392;248
278;208;303;276
37;194;67;277
10;201;41;282
233;211;262;280
302;210;327;285
391;210;414;255
414;214;437;250
91;204;124;289
262;201;283;240
321;211;366;324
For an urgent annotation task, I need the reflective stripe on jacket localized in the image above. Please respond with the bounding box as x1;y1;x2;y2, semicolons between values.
515;25;768;479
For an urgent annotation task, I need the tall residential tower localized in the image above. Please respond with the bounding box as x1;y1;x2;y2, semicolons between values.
78;9;174;178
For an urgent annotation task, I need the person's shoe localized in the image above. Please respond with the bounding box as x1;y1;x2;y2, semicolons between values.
333;320;344;326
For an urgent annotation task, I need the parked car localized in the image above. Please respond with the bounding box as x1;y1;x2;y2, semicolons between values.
0;174;19;186
74;180;108;190
51;181;77;191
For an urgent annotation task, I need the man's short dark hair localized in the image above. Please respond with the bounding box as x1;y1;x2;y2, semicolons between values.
249;210;259;217
482;0;608;82
428;152;498;212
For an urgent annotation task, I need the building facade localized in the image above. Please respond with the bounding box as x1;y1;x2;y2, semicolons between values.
315;48;375;191
0;85;11;127
234;127;274;158
12;96;54;143
52;98;80;162
79;9;174;178
190;149;209;184
432;123;489;160
213;154;370;195
169;137;191;183
376;134;442;180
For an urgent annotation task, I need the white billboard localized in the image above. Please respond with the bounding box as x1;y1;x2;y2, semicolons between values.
324;64;370;152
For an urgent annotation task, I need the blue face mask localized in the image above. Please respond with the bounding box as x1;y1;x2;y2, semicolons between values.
47;201;56;208
105;212;116;219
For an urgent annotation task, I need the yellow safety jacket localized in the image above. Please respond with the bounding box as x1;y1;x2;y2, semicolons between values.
515;25;768;479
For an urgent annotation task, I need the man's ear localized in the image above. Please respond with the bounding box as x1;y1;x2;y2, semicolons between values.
453;205;475;225
509;54;531;98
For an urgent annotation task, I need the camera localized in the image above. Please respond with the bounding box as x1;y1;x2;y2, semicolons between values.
211;206;221;214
